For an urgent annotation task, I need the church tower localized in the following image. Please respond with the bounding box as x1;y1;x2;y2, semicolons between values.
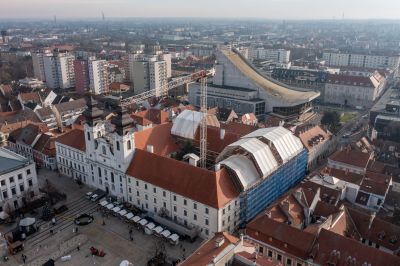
83;96;104;158
111;104;135;172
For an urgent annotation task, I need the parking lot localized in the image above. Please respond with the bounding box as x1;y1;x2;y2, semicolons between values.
0;169;203;266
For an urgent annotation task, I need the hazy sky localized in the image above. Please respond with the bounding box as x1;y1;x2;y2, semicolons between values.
1;0;400;20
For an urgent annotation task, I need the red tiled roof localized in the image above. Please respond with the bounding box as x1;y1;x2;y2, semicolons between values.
329;149;371;169
126;149;239;209
33;133;56;157
313;229;400;266
19;92;41;103
295;125;331;151
322;167;364;185
234;252;283;266
326;74;375;87
133;109;169;125
134;123;179;156
246;215;316;260
180;232;239;266
55;129;86;152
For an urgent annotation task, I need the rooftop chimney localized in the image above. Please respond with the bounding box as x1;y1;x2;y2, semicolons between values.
220;128;226;140
146;145;154;153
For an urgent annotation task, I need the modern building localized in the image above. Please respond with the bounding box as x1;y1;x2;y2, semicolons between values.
323;51;400;69
189;49;320;121
43;50;75;89
324;72;386;107
0;148;39;212
73;58;90;94
88;58;109;95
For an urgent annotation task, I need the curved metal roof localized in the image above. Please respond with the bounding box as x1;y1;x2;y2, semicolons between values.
243;127;304;163
220;154;260;191
217;138;278;178
221;49;320;106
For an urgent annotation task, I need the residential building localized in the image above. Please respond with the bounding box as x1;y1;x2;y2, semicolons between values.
35;107;58;131
324;72;386;107
250;48;291;63
89;58;109;95
323;51;400;69
32;50;51;81
18;78;44;89
74;58;90;94
0;148;39;211
52;98;86;129
43;50;75;89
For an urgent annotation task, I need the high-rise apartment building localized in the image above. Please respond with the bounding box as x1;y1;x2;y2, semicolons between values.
131;56;168;95
88;58;109;95
32;49;51;81
250;48;291;63
43;50;75;89
74;59;90;94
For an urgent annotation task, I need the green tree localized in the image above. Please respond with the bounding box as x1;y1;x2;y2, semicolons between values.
321;111;341;133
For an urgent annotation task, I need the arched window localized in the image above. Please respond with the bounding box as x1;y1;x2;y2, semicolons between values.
97;131;101;138
127;140;131;150
102;146;106;155
116;141;120;151
87;132;90;141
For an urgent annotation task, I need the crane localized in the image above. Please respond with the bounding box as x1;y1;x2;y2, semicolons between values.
120;68;215;168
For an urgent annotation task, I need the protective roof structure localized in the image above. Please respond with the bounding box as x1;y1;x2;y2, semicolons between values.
217;138;278;178
219;154;260;191
154;226;164;234
171;109;220;140
0;147;30;175
243;127;304;163
220;49;320;106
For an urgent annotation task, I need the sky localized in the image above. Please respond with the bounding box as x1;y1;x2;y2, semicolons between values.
1;0;400;20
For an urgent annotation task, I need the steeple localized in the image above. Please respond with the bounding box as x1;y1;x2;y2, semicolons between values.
83;96;103;127
111;105;134;136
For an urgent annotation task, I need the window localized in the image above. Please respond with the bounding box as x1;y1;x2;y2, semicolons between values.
297;263;302;266
20;185;24;192
205;229;209;235
163;202;166;208
128;187;132;193
173;195;176;201
2;191;7;199
27;169;31;175
287;258;292;265
184;199;187;206
11;187;16;195
153;198;156;204
98;167;102;177
205;208;209;214
111;173;114;183
137;191;140;196
128;178;131;183
194;214;197;221
222;220;225;226
205;219;209;225
145;184;148;190
259;246;264;253
0;180;5;186
184;210;187;216
127;140;131;150
145;203;148;209
277;254;282;261
163;191;166;197
136;180;139;186
174;206;177;212
193;203;197;210
28;180;33;187
228;205;231;211
154;207;157;213
137;200;140;205
153;188;156;193
18;174;22;180
268;250;273;257
87;132;90;141
222;208;225;215
145;195;148;200
116;141;120;151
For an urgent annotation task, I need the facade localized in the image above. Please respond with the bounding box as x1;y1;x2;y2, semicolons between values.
73;59;90;94
52;98;86;129
250;48;291;63
0;148;39;212
323;51;400;69
89;58;109;95
43;51;76;89
35;107;58;130
324;73;386;107
32;50;50;81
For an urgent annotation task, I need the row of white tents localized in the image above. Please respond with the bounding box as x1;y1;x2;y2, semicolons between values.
99;200;179;245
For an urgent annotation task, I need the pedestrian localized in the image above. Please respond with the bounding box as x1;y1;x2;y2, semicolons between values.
75;227;78;234
77;243;80;251
49;229;53;235
21;254;26;263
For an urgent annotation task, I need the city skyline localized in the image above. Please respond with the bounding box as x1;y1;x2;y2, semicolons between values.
1;0;400;20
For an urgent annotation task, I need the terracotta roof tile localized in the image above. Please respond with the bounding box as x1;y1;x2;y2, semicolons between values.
55;129;86;152
295;125;331;151
126;149;239;209
134;123;179;156
329;149;371;169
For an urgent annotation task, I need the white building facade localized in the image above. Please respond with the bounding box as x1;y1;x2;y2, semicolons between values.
89;58;109;95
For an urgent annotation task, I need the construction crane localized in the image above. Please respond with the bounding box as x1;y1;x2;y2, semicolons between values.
120;68;215;168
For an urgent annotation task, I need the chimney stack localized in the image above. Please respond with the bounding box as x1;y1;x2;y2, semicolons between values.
146;145;154;153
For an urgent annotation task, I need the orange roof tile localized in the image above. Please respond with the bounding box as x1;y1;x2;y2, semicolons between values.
329;149;371;169
55;129;86;152
126;149;239;209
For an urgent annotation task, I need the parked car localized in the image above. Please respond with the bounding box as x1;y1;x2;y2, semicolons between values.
54;205;68;215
